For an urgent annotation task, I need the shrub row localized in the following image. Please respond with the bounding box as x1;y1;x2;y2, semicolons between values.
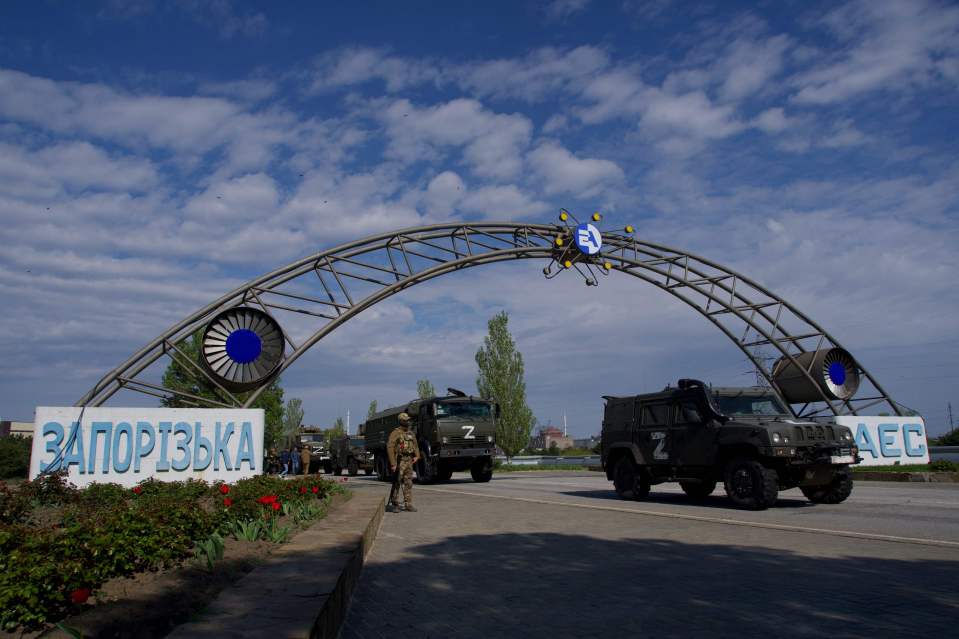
0;472;346;631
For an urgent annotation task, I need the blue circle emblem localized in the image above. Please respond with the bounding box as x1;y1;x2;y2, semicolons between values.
225;329;262;364
828;361;847;386
574;223;602;255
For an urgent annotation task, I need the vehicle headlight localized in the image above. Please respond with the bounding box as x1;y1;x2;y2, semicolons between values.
487;435;493;443
842;431;853;442
772;432;782;444
442;436;448;444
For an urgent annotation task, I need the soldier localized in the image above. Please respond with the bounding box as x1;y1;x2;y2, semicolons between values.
387;412;421;512
299;445;311;475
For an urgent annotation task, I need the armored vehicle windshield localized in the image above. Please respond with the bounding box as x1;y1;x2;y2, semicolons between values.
349;438;364;448
712;392;788;417
435;401;492;419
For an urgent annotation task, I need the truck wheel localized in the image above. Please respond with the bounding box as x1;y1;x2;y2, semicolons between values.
323;462;332;475
348;459;359;476
364;468;373;476
723;457;778;510
437;468;453;481
470;461;493;483
613;457;650;501
801;468;853;504
416;457;437;484
680;479;717;500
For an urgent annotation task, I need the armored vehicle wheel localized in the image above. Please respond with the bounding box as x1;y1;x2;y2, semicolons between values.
680;479;717;500
438;469;453;481
470;461;493;483
365;468;373;476
724;457;778;510
348;459;359;476
613;457;650;501
334;465;343;476
801;468;853;504
416;457;437;484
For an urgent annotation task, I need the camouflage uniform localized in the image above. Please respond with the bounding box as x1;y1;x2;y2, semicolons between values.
388;415;420;511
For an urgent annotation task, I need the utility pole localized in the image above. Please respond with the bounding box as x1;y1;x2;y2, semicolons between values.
949;402;955;431
563;412;567;437
346;409;351;436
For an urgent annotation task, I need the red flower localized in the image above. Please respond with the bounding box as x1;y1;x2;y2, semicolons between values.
219;484;230;495
256;495;278;505
298;486;307;494
311;486;319;494
132;486;142;495
223;497;233;507
271;501;281;511
70;588;91;604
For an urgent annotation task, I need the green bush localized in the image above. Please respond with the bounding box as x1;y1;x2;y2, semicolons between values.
0;474;343;630
0;436;32;479
929;459;959;472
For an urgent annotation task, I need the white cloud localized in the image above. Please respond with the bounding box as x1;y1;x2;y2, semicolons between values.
717;34;792;101
309;47;440;93
640;89;744;140
458;185;550;219
528;141;624;197
422;171;466;216
544;0;591;21
753;107;796;134
183;173;280;221
792;0;959;104
381;98;532;180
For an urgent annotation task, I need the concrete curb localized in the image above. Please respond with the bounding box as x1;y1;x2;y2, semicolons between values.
167;485;388;639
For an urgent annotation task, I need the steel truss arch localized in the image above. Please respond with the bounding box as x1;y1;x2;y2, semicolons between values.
77;222;901;418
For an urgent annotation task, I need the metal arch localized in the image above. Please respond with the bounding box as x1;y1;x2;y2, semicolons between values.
76;222;901;417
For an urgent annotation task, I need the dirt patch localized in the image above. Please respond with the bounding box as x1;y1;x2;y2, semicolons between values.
2;493;351;639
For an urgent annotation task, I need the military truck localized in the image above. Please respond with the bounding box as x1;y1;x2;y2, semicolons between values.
601;379;860;510
329;435;374;476
362;388;498;483
294;428;331;474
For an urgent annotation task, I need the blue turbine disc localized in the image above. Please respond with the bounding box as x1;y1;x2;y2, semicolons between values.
827;361;846;386
199;307;284;392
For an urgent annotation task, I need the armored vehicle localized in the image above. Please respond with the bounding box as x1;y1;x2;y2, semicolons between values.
362;388;498;483
601;379;860;510
330;435;374;476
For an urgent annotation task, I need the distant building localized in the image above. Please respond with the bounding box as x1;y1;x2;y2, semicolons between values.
1;420;34;438
573;436;600;451
530;425;573;450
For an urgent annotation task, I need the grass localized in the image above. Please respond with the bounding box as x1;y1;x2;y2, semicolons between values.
494;464;591;472
850;464;948;473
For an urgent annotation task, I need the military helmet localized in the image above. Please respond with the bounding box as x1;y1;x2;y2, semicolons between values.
398;412;411;424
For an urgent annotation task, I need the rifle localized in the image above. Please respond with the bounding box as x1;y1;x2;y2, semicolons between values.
386;458;400;510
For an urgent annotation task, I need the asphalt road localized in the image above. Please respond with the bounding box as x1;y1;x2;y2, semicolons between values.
339;472;959;638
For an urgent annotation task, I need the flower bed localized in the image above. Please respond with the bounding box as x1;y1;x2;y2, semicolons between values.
0;472;346;632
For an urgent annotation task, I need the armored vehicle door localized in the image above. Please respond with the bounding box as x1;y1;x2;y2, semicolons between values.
638;401;673;465
671;397;716;467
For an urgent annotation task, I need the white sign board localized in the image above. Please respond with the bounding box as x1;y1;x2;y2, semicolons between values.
30;407;265;488
833;416;929;467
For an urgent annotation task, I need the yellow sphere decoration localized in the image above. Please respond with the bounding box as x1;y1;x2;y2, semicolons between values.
604;262;612;270
555;237;564;246
559;211;569;221
592;212;602;221
625;225;634;233
563;260;572;268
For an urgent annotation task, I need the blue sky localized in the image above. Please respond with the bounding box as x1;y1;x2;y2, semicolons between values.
1;0;957;436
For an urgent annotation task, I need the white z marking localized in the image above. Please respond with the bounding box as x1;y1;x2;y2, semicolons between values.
651;431;668;460
462;425;476;439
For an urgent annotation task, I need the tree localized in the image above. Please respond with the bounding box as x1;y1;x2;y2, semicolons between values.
367;400;378;420
417;379;435;399
475;311;536;461
283;398;304;446
326;417;346;447
160;331;286;447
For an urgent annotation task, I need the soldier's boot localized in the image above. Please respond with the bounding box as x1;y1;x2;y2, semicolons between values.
404;504;417;512
386;504;399;513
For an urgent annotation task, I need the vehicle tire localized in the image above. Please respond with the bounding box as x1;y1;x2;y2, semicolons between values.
612;457;650;501
801;468;853;504
680;479;717;500
334;465;342;476
723;457;778;510
364;468;373;476
323;462;332;475
470;460;493;483
416;457;437;484
437;468;453;481
348;458;359;476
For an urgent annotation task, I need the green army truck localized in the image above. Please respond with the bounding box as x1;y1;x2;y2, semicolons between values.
329;435;374;476
362;388;498;483
601;379;860;510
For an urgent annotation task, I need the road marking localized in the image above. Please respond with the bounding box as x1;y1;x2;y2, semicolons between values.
417;486;959;549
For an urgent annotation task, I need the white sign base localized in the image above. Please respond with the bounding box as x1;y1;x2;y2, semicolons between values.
832;416;929;467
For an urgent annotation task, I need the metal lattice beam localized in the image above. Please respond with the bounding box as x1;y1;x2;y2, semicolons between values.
76;222;901;417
